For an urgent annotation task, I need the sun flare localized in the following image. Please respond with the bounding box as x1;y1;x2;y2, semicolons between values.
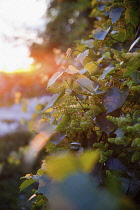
0;44;35;73
0;0;47;74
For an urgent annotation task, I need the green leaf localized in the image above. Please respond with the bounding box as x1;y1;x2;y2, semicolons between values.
44;151;99;181
43;89;65;111
55;114;70;132
124;57;140;76
84;62;98;74
125;8;139;27
47;71;63;88
117;29;126;42
76;49;89;65
111;30;126;42
96;112;115;134
99;66;114;80
109;8;124;24
76;75;100;93
92;26;111;40
19;179;36;192
131;71;140;83
103;87;128;114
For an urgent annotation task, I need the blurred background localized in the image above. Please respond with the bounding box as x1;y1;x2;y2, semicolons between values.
0;0;93;209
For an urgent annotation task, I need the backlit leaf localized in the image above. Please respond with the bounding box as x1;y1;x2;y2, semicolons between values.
47;71;63;88
109;8;124;23
65;48;72;57
93;27;111;40
103;87;128;113
76;49;89;65
43;89;65;111
84;62;98;74
65;65;79;74
49;132;65;145
99;66;114;80
115;128;125;138
76;75;100;93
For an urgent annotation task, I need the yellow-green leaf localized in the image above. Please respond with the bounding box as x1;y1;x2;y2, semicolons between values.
84;62;98;74
44;151;99;181
80;150;99;172
19;179;36;192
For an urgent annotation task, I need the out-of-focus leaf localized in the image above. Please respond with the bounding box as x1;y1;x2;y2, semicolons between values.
96;112;115;134
109;8;124;23
83;39;94;48
80;151;99;172
131;71;140;83
19;179;36;192
23;121;55;165
99;66;114;79
128;178;140;196
119;177;130;193
93;27;111;40
49;132;65;145
43;89;65;111
119;176;140;196
125;8;139;27
45;151;99;181
103;87;128;113
38;121;55;137
47;71;63;88
65;48;72;57
124;57;140;76
76;75;100;93
117;29;126;42
91;0;97;7
76;49;89;65
65;65;79;74
37;174;52;199
129;37;140;52
49;173;119;210
84;62;98;74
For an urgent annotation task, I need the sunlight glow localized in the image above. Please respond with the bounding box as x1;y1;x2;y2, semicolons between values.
0;42;34;73
0;0;49;73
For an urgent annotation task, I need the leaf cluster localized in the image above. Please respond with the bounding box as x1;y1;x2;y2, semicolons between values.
21;0;140;209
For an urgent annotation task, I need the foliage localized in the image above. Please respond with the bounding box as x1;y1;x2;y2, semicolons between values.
0;131;33;209
21;0;140;209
